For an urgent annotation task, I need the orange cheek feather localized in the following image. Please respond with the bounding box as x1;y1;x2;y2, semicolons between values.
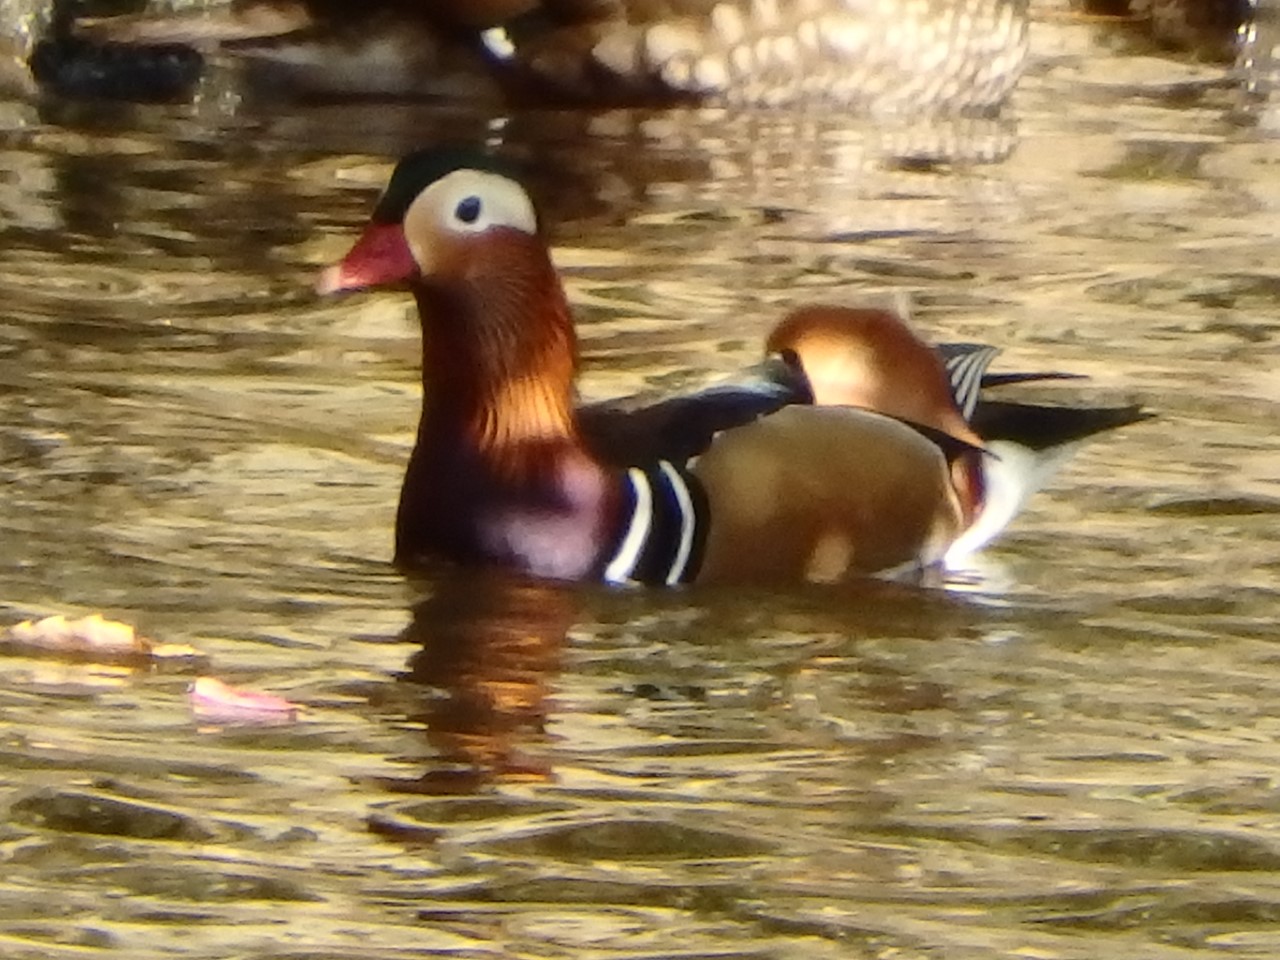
316;222;419;294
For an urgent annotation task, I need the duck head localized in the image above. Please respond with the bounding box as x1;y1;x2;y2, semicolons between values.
320;149;612;577
320;149;579;453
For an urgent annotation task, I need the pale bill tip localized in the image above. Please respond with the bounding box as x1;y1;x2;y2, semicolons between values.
315;264;346;296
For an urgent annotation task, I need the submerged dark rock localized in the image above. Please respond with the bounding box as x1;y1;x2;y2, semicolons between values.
9;789;216;842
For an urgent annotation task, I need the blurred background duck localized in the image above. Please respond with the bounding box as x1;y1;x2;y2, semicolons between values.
14;0;1268;105
54;0;1033;110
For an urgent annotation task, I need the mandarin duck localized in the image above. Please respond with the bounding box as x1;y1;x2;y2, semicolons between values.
318;148;981;584
62;0;508;101
61;0;1029;111
318;148;1148;584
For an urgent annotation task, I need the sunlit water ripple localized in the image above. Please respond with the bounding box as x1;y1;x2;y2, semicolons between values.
1;19;1280;960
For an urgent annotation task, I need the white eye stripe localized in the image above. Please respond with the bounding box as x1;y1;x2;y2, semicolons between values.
401;168;538;274
410;169;537;239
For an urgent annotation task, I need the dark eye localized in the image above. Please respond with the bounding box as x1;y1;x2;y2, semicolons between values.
455;195;482;224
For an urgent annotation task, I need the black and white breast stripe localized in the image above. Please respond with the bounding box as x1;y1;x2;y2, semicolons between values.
602;460;709;586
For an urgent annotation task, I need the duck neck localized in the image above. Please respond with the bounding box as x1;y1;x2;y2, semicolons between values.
397;252;619;579
412;267;579;465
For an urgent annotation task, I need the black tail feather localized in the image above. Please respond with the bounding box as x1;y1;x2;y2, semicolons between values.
972;400;1153;451
979;371;1087;389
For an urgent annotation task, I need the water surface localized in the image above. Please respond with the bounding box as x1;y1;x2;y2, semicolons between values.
2;18;1280;960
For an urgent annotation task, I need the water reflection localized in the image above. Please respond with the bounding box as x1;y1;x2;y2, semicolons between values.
377;572;1007;803
0;8;1279;956
381;570;570;796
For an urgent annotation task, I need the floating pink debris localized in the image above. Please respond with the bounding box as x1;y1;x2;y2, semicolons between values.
189;677;300;725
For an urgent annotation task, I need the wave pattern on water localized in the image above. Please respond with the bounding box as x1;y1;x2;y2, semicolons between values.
1;19;1279;959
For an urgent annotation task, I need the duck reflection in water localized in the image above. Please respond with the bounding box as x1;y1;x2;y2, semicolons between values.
366;563;1004;824
374;568;574;799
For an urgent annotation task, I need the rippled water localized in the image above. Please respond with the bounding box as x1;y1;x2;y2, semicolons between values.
2;18;1280;960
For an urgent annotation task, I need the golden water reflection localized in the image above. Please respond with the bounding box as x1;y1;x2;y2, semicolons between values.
0;20;1279;958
